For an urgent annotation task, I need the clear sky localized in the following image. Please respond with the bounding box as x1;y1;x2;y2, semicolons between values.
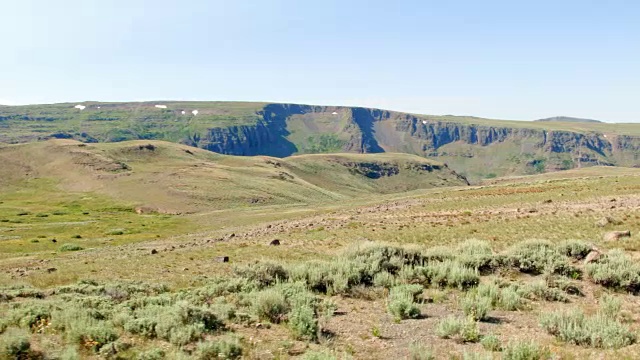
1;0;638;122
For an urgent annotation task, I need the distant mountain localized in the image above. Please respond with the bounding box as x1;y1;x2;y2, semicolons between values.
536;116;603;123
0;101;639;181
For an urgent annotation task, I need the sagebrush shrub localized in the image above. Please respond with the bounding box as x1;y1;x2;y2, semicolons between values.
250;288;290;323
586;249;640;293
436;316;461;338
507;240;578;277
502;341;550;360
59;243;84;252
195;337;243;360
387;285;422;321
0;328;31;358
289;301;318;340
481;334;501;351
599;294;621;318
409;342;434;360
234;262;289;288
461;292;492;321
436;316;480;342
519;280;568;302
373;271;396;288
556;240;592;260
499;286;525;311
302;350;338;360
539;309;635;349
422;261;479;289
138;348;165;360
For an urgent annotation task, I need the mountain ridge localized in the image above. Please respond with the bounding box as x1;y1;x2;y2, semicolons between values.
1;101;639;180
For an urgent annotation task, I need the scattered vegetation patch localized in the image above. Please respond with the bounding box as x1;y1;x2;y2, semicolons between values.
387;284;422;321
436;316;481;343
502;341;551;360
540;305;635;349
58;243;84;252
586;249;640;293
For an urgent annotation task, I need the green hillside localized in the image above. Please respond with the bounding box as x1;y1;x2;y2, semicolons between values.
1;101;639;181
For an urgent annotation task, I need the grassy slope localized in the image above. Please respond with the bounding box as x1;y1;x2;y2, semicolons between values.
0;101;266;143
1;165;640;359
0;140;467;261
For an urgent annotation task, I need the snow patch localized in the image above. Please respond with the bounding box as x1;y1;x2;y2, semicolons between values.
74;105;86;110
155;105;167;109
192;110;199;116
332;112;338;115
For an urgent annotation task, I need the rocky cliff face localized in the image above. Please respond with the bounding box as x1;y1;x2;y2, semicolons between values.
1;102;638;179
187;104;639;178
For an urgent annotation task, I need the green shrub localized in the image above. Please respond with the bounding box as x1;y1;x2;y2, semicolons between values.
251;288;290;323
59;243;84;252
436;316;480;342
121;301;221;346
462;353;493;360
235;262;289;288
476;281;501;306
586;249;640;293
138;348;165;360
456;239;502;273
288;259;364;295
499;286;525;311
302;350;338;360
289;301;318;340
556;240;592;260
539;309;635;348
461;292;492;321
422;246;455;262
436;316;462;338
502;341;550;360
481;334;501;351
409;342;434;360
59;346;81;360
387;285;422;321
519;280;568;302
600;294;621;318
168;324;202;346
507;240;578;277
459;319;481;343
0;328;31;358
422;261;479;289
195;337;243;359
373;271;396;288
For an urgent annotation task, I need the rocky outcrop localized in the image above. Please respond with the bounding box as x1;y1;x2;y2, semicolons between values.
1;102;639;178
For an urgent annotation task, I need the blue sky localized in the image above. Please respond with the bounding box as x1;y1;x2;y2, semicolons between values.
1;0;638;122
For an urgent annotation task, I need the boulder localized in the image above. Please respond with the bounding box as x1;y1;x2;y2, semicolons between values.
603;230;631;242
595;216;622;227
584;250;602;264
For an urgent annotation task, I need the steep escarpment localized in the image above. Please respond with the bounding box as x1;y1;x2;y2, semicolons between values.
1;101;639;180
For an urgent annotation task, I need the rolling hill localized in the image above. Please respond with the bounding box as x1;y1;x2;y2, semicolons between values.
1;101;639;180
0;139;468;214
